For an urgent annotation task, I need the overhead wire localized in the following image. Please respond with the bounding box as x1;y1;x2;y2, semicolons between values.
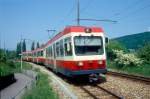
118;3;150;21
80;0;94;14
49;1;76;37
110;0;142;18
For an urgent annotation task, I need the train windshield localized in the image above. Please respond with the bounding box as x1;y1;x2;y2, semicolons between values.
74;36;103;55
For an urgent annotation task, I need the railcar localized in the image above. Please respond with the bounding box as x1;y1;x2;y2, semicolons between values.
31;48;45;64
22;51;32;62
44;26;107;77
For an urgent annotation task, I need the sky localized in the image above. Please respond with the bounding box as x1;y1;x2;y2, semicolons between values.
0;0;150;50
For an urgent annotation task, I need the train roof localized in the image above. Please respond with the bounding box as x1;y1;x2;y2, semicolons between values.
22;47;44;54
45;26;104;47
22;51;32;54
32;47;44;53
22;26;104;53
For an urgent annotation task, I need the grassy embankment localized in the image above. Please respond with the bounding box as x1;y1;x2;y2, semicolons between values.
0;61;58;99
22;69;58;99
107;60;150;77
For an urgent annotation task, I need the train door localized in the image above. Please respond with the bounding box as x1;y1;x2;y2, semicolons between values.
52;44;57;71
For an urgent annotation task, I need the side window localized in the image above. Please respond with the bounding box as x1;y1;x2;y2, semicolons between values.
60;40;64;57
46;46;52;57
46;48;49;57
53;44;56;58
38;51;40;57
34;52;36;57
41;51;43;56
56;42;60;57
64;37;72;56
49;46;52;57
50;46;53;57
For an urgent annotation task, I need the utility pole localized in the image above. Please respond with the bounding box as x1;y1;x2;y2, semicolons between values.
20;35;23;70
77;0;80;26
4;39;6;56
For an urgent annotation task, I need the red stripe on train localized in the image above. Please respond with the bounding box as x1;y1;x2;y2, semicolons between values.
46;59;106;71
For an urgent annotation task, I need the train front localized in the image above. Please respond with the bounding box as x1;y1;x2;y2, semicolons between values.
65;26;107;81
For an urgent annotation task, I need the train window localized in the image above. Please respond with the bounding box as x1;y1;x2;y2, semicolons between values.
49;47;51;57
38;51;40;56
74;36;103;55
34;52;36;57
56;42;60;57
60;40;64;57
37;52;40;56
40;51;43;56
53;44;56;58
46;48;49;57
64;37;72;56
49;47;52;57
46;46;52;57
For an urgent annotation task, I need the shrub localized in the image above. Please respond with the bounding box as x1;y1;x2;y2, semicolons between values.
113;50;143;67
106;41;128;60
137;42;150;63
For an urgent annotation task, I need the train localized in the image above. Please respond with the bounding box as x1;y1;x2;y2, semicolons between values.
22;26;108;81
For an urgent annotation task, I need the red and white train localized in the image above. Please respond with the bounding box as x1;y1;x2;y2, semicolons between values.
22;26;108;79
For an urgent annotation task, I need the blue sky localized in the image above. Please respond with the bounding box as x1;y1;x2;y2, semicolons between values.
0;0;150;50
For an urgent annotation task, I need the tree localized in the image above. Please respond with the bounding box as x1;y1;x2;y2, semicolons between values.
22;39;26;52
137;42;150;63
16;42;21;58
36;42;40;48
31;42;35;50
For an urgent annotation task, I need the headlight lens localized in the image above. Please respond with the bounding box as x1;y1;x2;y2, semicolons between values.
98;60;103;64
77;61;83;66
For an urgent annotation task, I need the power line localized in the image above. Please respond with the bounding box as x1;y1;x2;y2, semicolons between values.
56;1;76;28
79;18;117;23
111;0;142;18
118;4;150;21
80;0;93;13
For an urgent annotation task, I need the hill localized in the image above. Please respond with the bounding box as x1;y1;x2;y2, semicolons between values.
114;32;150;50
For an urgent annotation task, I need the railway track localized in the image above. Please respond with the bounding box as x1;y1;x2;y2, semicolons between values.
78;84;123;99
30;63;150;98
107;71;150;83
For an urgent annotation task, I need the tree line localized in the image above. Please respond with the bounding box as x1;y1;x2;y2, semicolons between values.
16;40;41;58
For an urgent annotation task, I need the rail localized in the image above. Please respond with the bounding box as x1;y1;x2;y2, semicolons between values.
94;85;123;99
80;85;124;99
107;71;150;83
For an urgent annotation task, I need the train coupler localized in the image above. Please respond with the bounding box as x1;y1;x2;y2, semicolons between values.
89;73;106;83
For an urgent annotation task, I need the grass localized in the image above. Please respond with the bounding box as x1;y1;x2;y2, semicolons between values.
0;61;33;76
22;71;58;99
107;60;150;77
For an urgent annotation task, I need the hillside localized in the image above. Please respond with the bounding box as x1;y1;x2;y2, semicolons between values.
114;32;150;50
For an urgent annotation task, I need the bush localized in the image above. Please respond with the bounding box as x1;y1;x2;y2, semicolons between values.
106;41;128;60
137;42;150;63
113;50;143;67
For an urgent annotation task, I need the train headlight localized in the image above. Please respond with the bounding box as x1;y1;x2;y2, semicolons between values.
98;60;103;64
77;61;83;66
